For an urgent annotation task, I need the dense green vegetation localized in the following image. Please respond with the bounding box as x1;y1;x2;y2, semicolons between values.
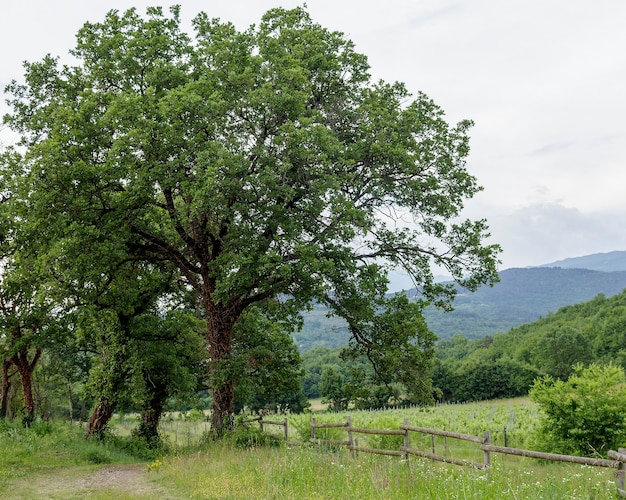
1;5;499;435
298;289;626;411
530;363;626;456
434;290;626;402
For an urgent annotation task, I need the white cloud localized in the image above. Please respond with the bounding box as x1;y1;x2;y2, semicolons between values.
472;202;626;269
2;0;625;269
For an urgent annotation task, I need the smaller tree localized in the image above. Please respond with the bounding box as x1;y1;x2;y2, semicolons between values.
131;310;205;447
529;363;626;456
0;259;51;426
319;364;349;412
229;306;308;415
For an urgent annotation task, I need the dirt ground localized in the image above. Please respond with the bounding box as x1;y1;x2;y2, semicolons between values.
5;464;181;499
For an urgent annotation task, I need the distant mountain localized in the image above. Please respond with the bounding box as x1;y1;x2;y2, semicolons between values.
293;252;626;350
539;250;626;272
423;266;626;340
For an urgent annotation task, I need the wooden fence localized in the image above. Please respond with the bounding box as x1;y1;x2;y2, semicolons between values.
311;417;626;497
241;416;289;441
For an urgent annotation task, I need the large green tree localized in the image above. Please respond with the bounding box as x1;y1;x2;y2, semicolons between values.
3;6;500;432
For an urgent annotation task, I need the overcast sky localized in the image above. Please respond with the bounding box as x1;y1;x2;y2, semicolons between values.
2;0;625;276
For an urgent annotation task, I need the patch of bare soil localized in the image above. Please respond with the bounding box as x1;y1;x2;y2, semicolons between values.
7;464;180;499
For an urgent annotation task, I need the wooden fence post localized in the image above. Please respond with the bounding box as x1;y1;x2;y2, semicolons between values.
347;416;355;458
483;431;491;468
311;417;316;441
403;418;410;461
619;448;625;496
283;417;288;441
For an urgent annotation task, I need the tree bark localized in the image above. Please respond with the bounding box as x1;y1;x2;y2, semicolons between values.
85;398;116;438
67;381;74;423
136;371;168;447
0;359;13;419
11;347;41;426
205;297;240;436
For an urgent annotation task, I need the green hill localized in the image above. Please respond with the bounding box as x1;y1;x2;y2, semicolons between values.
434;289;626;402
293;255;626;350
423;267;626;339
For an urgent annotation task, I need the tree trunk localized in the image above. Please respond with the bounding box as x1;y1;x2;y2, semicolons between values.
79;399;87;422
0;359;13;419
136;371;168;447
67;381;74;423
11;347;41;426
85;315;132;438
85;398;116;438
137;406;162;447
205;298;240;436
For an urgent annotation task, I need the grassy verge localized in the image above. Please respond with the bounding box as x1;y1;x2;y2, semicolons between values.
1;399;622;499
0;419;159;490
151;442;618;499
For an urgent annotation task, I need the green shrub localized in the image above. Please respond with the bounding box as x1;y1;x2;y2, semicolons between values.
102;433;169;461
233;426;281;449
85;450;112;464
529;363;626;456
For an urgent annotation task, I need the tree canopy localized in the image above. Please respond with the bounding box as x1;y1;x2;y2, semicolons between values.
2;6;500;432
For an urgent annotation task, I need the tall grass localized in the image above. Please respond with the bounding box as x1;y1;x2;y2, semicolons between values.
1;399;622;498
152;442;618;499
148;398;616;499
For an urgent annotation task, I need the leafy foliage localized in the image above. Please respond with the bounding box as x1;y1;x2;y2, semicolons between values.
434;290;626;402
2;5;500;430
230;306;309;414
529;363;626;456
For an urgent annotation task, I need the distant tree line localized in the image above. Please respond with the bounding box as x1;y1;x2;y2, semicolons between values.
300;291;626;407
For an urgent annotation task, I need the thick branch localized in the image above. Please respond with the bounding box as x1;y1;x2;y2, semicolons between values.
130;225;201;290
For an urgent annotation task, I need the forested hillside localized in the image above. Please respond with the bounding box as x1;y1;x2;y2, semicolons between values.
433;290;626;402
294;265;626;349
301;289;626;406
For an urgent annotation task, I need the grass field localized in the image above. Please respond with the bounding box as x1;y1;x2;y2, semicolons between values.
151;444;619;499
0;399;622;499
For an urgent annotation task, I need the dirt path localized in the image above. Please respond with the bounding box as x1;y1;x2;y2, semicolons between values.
5;464;181;499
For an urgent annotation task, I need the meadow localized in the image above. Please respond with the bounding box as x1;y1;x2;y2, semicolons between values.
0;399;622;499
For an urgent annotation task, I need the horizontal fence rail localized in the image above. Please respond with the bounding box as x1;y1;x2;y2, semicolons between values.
481;444;618;468
310;417;626;496
400;424;486;444
241;416;289;441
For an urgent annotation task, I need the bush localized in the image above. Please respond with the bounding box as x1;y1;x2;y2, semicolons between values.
229;426;281;449
529;363;626;456
185;409;206;423
102;433;169;460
